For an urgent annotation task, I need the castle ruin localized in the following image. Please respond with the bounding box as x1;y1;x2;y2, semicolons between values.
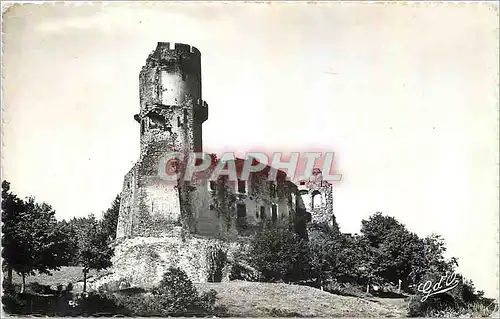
97;43;336;289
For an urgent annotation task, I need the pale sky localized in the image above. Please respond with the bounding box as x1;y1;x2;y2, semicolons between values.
2;3;498;297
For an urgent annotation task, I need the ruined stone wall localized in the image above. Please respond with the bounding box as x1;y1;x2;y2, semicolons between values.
197;166;300;240
84;235;249;291
298;169;335;228
116;165;138;239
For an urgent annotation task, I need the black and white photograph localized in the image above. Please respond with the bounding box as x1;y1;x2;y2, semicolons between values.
1;2;499;317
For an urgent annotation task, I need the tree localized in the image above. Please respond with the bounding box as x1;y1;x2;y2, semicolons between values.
73;214;114;292
360;212;402;247
2;181;25;288
359;212;459;292
360;213;425;288
307;223;345;289
343;234;386;292
2;181;74;293
249;225;310;283
409;233;458;287
100;195;120;241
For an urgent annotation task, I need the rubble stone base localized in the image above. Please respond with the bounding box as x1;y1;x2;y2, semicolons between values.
79;229;246;292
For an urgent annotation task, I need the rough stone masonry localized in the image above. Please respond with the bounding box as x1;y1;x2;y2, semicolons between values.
89;43;336;290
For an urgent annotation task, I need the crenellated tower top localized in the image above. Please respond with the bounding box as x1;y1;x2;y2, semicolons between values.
137;42;208;155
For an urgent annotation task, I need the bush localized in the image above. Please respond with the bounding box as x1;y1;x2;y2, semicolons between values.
2;292;27;314
110;267;225;317
28;282;56;295
408;293;456;317
76;292;123;316
2;291;77;316
229;262;261;282
150;267;201;314
406;291;496;318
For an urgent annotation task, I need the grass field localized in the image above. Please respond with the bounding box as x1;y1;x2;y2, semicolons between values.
196;280;409;317
8;267;104;289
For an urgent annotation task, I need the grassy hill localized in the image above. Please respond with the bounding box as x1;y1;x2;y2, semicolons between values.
196;281;408;317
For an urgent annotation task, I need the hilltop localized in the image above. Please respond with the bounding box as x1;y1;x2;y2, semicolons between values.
196;280;408;317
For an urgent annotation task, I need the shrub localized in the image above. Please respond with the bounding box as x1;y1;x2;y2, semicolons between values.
110;292;154;316
110;267;225;317
408;293;457;317
77;292;123;316
229;262;261;281
28;282;56;295
2;292;27;314
151;267;200;312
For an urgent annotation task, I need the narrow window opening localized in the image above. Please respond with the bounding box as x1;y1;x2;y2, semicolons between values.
238;180;246;193
177;116;181;127
270;182;276;198
271;204;277;223
312;190;322;209
141;120;145;134
209;181;216;191
300;181;306;185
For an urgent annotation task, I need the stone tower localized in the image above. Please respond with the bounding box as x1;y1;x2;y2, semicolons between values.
116;43;208;239
137;42;208;155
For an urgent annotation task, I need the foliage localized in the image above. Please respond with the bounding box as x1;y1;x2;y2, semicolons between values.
1;289;123;316
206;246;227;282
307;223;345;287
100;195;120;241
306;222;383;291
70;214;114;291
229;262;262;282
3;270;225;317
249;225;310;283
2;291;27;314
75;215;113;272
358;212;460;291
408;292;496;317
151;267;200;311
2;181;75;293
111;267;225;316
